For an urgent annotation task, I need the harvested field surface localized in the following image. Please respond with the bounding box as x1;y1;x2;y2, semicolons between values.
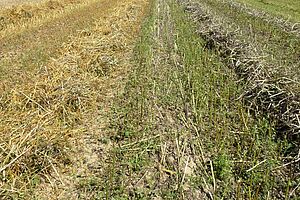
0;0;299;199
0;0;45;7
0;0;120;78
0;0;149;198
235;0;300;22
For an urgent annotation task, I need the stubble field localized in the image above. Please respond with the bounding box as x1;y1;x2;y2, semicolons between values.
0;0;299;199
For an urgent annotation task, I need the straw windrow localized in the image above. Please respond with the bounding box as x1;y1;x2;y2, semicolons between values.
180;0;300;145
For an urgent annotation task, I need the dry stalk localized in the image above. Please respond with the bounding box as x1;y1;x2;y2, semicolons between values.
0;0;147;195
180;0;300;145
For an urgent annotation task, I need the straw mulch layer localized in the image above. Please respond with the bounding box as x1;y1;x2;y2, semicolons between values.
0;0;81;30
0;0;148;197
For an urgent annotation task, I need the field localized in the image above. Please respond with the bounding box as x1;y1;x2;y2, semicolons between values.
0;0;299;199
235;0;300;22
0;0;45;7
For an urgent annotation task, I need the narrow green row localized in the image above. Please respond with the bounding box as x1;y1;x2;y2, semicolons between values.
105;0;296;199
